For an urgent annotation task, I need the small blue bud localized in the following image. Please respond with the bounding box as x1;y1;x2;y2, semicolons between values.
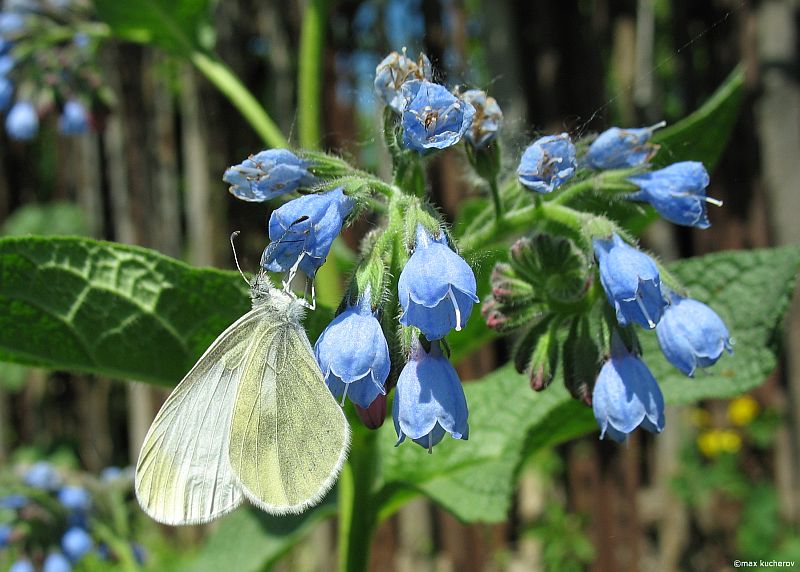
5;100;38;141
0;76;13;111
24;461;60;490
9;558;34;572
223;149;315;202
517;133;577;193
400;80;476;152
100;466;123;482
261;187;354;278
57;486;91;512
583;123;664;170
43;552;72;572
0;12;25;36
62;527;92;561
315;293;390;408
58;100;89;135
0;493;27;509
593;234;666;329
460;89;503;148
0;523;12;548
131;542;147;564
73;32;89;49
0;54;14;76
393;342;469;450
398;225;479;340
656;295;733;377
592;348;665;442
374;50;432;113
627;161;718;228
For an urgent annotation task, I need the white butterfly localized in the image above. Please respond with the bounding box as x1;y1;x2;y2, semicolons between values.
135;272;350;525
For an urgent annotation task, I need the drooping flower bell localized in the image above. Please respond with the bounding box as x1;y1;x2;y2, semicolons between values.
314;290;391;408
627;161;718;228
224;149;315;202
517;133;577;193
398;224;479;340
5;99;38;141
61;526;92;561
592;341;665;442
583;123;664;170
460;89;503;149
261;187;354;278
593;234;666;329
656;294;733;376
393;341;469;451
43;553;71;572
400;80;476;152
57;486;91;513
374;49;432;113
58;99;89;135
24;461;60;490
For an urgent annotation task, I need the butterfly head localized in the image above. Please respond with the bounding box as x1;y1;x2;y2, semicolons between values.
250;270;306;323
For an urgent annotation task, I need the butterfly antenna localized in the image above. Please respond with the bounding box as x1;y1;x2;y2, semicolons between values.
230;231;252;288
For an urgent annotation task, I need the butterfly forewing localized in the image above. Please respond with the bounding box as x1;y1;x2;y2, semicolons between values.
134;306;270;525
228;312;350;514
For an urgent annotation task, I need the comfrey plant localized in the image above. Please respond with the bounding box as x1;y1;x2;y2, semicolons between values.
0;462;146;571
0;0;106;141
225;50;733;453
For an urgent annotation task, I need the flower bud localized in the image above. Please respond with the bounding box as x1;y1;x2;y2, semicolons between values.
355;393;387;430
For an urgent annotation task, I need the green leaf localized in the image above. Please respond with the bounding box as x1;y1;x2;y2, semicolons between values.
377;245;799;523
0;236;331;386
643;245;800;404
377;370;594;523
180;501;336;572
2;202;89;237
94;0;210;54
652;65;744;170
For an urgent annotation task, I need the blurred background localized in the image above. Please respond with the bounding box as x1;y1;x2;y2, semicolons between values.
1;0;799;570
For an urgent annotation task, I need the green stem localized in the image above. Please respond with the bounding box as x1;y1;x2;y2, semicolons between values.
489;177;503;221
190;52;289;148
337;428;378;572
460;202;586;256
298;0;328;149
550;171;639;205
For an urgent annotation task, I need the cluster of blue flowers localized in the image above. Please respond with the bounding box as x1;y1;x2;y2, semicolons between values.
517;124;721;229
492;123;732;442
224;49;500;450
1;462;145;571
0;0;91;141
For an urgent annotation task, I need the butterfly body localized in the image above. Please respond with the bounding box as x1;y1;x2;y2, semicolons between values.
135;274;350;525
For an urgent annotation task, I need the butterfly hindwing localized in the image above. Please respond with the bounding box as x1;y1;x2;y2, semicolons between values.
228;312;350;514
134;306;270;525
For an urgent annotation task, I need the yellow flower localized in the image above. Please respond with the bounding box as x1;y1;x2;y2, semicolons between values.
728;395;759;427
697;429;742;458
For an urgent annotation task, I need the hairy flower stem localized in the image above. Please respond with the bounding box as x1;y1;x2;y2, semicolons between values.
460;202;586;256
549;172;639;206
489;177;503;221
337;426;378;572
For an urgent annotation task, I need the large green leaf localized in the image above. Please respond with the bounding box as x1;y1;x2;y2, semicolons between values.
180;500;336;572
652;65;744;170
646;245;800;404
0;236;331;386
94;0;211;54
374;245;799;523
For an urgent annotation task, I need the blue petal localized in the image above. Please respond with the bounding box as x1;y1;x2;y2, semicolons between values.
592;354;664;441
393;344;469;445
